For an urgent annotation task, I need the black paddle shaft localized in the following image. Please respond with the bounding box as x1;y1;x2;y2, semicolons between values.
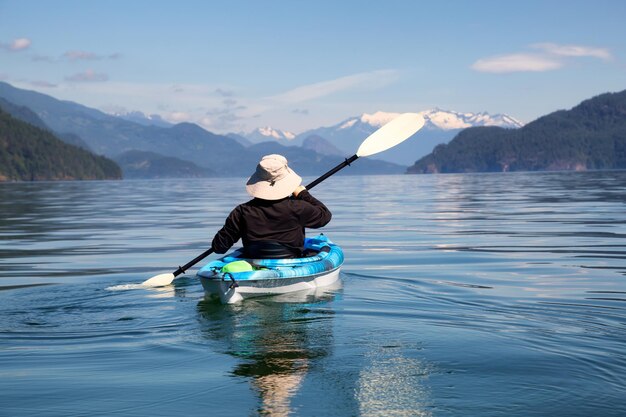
305;154;359;190
174;248;214;276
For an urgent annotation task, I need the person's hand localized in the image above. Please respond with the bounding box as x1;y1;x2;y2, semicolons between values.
293;185;306;197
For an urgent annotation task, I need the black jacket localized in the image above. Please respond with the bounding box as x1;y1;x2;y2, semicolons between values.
211;190;331;256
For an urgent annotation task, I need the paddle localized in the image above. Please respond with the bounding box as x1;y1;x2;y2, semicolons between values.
142;112;425;287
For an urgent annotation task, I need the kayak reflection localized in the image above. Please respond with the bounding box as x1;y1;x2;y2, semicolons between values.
196;281;342;416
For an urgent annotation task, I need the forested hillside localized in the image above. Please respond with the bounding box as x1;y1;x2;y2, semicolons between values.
408;90;626;174
0;109;122;181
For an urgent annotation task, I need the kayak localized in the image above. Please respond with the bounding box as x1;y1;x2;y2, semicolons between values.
197;234;344;304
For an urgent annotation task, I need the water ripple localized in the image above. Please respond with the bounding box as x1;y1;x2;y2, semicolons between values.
1;173;626;415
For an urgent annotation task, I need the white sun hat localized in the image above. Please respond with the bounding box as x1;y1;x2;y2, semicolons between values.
245;154;302;200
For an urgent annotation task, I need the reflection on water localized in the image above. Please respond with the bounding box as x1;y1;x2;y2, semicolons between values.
196;283;341;416
357;346;433;417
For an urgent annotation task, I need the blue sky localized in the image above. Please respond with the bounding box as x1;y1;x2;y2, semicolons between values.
1;0;624;134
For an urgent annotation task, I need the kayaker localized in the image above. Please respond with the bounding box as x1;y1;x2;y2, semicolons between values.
211;154;332;258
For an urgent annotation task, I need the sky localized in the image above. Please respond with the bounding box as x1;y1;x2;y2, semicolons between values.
1;0;625;134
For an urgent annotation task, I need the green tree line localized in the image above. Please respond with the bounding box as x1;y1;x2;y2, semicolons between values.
0;109;122;181
408;90;626;174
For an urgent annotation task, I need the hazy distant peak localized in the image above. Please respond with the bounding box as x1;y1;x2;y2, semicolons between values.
112;110;173;128
257;126;296;140
244;126;296;143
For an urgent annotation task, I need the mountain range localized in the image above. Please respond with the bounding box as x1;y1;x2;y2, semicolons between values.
0;81;522;178
238;110;523;165
407;89;626;173
0;82;406;178
2;79;621;180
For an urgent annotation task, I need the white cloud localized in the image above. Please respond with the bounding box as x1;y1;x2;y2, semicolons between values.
1;37;31;51
472;43;612;74
11;38;31;50
472;53;563;73
531;43;612;60
21;70;399;133
270;69;399;103
135;71;401;131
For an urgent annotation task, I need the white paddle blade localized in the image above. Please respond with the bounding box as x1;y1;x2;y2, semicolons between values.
356;113;425;157
141;273;175;287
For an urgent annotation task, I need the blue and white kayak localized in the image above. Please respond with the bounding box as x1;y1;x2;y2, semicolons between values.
197;234;344;304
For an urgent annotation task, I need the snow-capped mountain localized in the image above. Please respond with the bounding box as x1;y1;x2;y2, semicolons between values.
335;109;522;132
419;109;522;130
245;126;296;144
289;109;523;165
113;110;173;128
238;109;523;166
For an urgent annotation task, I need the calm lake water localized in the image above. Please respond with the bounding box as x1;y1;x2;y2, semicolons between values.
1;171;625;416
